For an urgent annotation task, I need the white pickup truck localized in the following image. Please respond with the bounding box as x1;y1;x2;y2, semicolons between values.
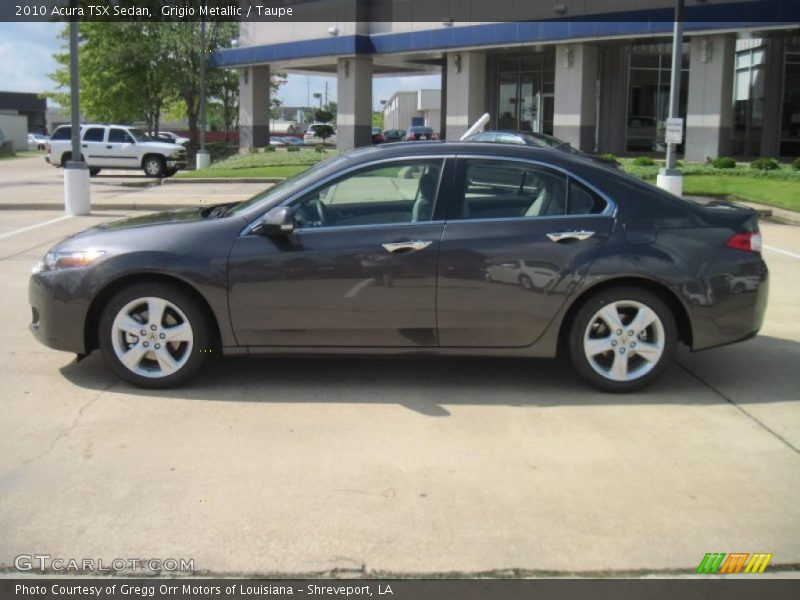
48;124;187;177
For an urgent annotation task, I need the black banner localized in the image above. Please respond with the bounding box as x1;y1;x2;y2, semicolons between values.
3;578;800;600
3;0;800;23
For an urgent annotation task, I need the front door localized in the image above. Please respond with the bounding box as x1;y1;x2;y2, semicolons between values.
228;158;448;347
104;128;139;168
436;157;614;347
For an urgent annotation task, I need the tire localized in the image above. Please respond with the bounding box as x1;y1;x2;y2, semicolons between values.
568;286;677;393
61;152;71;166
89;168;101;177
143;155;165;178
518;274;534;290
98;282;214;388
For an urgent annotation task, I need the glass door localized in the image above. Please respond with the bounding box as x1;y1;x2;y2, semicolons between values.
780;50;800;156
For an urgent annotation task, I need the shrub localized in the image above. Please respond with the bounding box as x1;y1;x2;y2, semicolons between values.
750;157;780;171
712;156;737;169
264;145;276;153
598;153;620;166
248;146;259;154
286;144;301;152
314;145;326;153
632;156;657;166
791;157;800;171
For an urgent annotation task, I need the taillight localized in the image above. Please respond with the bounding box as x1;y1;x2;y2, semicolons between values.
726;232;762;253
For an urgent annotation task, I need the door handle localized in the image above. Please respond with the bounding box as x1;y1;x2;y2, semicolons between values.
546;230;595;243
81;144;87;148
106;145;112;149
382;240;433;253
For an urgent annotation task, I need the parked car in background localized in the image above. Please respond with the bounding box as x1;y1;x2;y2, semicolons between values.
48;124;187;177
275;136;304;146
372;127;385;144
153;131;190;146
404;126;434;141
383;129;405;142
29;142;767;392
28;133;50;150
303;123;337;145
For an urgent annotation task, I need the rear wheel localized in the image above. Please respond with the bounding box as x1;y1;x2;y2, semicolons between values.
568;287;677;393
143;155;165;178
89;168;101;177
98;282;214;388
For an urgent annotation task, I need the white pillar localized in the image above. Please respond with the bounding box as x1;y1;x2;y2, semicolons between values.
554;44;598;152
239;65;270;151
685;34;735;163
445;52;487;140
64;165;90;216
337;57;373;150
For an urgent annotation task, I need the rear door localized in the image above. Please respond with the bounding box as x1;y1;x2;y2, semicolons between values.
80;126;107;167
436;156;615;347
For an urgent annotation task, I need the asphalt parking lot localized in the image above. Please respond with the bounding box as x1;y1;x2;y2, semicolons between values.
0;157;798;577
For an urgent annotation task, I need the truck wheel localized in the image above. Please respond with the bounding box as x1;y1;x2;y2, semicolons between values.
143;156;165;178
89;168;101;177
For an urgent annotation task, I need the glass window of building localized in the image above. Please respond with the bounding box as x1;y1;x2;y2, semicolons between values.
495;49;555;134
780;46;800;157
732;39;767;156
626;44;689;153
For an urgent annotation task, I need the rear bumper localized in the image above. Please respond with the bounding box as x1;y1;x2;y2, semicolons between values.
688;250;769;351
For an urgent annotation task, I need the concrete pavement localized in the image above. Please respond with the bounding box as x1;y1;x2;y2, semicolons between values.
0;155;269;211
0;201;797;576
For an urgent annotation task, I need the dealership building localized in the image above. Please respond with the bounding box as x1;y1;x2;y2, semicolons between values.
213;0;800;161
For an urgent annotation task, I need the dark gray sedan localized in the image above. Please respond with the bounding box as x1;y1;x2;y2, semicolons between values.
29;143;768;392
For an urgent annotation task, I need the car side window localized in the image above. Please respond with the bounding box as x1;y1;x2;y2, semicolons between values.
51;127;70;140
82;127;105;142
455;160;567;220
568;179;608;215
292;159;443;229
108;128;133;144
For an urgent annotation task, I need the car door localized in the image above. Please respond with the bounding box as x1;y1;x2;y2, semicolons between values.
436;156;615;347
80;126;107;167
227;157;450;347
106;127;139;168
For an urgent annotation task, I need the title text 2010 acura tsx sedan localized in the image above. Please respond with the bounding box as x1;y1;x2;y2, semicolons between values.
29;143;768;392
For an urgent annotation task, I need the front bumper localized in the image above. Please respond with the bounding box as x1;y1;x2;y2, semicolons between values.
29;270;91;354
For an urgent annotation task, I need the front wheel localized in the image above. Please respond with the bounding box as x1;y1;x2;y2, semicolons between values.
143;156;165;178
568;287;677;393
98;283;214;388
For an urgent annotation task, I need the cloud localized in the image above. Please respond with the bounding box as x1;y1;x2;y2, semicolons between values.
0;23;63;94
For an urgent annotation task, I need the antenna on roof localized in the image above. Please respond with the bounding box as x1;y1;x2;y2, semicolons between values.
460;113;491;140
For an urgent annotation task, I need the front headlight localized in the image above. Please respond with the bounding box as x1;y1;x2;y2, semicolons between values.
33;250;106;273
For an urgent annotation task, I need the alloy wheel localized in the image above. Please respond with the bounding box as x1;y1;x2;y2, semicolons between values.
110;296;194;378
582;300;665;382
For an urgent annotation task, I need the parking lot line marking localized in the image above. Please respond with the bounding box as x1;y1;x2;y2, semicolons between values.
0;215;73;240
763;245;800;261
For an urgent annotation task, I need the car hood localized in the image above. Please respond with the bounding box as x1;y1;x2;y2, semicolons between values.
143;141;185;152
96;207;205;231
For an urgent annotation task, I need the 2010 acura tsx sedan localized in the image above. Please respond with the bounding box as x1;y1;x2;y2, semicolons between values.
29;143;768;392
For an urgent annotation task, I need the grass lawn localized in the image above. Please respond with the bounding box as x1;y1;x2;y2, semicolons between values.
0;150;45;161
681;176;800;212
175;165;308;179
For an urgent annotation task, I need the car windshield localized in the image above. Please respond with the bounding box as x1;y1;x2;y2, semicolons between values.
226;154;349;218
127;128;150;142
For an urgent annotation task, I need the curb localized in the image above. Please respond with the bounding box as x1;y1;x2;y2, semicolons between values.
0;203;196;212
166;177;283;184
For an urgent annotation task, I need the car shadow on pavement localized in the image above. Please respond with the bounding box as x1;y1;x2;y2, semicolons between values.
58;335;799;416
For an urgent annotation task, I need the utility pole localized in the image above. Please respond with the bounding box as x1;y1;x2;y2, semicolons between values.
657;0;685;197
196;20;210;169
64;0;90;216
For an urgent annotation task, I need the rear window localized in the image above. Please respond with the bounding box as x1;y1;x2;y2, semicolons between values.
51;126;71;140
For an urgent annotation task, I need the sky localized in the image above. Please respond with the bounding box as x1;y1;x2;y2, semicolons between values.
0;23;440;113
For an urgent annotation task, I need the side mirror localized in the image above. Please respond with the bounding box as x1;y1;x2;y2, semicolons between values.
252;206;295;236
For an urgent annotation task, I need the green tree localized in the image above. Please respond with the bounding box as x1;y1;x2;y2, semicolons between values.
313;109;335;145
